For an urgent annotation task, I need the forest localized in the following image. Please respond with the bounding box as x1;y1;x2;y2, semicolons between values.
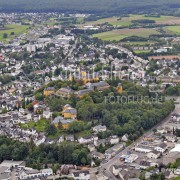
0;0;180;16
0;136;91;170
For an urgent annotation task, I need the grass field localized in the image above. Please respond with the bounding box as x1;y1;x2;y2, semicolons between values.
93;28;160;41
134;50;151;54
165;25;180;35
20;119;50;132
0;24;30;42
174;177;180;180
84;14;179;27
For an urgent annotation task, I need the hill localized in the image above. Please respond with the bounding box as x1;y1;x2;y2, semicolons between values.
0;0;180;14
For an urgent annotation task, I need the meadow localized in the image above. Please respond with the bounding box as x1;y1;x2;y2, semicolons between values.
165;25;180;35
0;24;30;42
84;14;180;27
93;28;160;41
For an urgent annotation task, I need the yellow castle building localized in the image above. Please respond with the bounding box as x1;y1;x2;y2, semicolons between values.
69;71;99;84
62;104;77;119
117;83;123;94
44;87;55;96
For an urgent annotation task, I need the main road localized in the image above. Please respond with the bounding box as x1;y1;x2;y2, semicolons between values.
91;97;180;180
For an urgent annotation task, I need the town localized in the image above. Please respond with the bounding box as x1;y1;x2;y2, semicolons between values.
0;11;180;180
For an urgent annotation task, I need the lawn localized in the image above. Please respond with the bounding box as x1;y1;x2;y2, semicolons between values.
20;119;50;132
76;17;84;24
84;16;132;27
93;28;160;41
0;24;30;42
134;50;151;54
165;25;180;35
174;177;180;180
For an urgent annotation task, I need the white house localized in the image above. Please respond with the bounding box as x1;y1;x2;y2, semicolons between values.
19;168;41;179
121;134;129;142
40;168;53;176
154;143;167;153
108;135;119;145
93;125;107;133
124;154;138;163
147;150;161;159
135;145;152;153
165;134;177;142
112;165;121;176
72;171;90;180
43;110;52;119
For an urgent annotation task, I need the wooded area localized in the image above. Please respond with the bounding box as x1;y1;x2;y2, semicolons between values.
0;0;180;15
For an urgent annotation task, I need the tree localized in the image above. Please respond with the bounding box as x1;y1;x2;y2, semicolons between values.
3;33;8;39
45;124;57;136
68;121;85;133
58;121;63;130
35;93;44;101
150;173;165;180
26;103;34;111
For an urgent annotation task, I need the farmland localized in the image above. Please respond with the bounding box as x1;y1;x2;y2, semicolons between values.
93;28;160;41
165;25;180;35
0;24;30;42
84;14;180;27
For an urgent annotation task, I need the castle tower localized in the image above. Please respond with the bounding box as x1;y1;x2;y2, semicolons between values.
81;71;87;77
117;83;123;94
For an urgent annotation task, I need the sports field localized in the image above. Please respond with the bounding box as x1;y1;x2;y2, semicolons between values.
93;28;160;41
0;24;30;42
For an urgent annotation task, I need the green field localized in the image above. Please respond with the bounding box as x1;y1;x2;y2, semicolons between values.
165;25;180;35
20;119;50;132
174;177;180;180
0;24;30;42
93;28;160;41
134;50;151;54
84;14;178;27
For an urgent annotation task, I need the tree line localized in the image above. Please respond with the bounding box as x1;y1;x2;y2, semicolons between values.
0;136;91;170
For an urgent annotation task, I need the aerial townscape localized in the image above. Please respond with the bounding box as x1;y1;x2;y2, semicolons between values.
0;0;180;180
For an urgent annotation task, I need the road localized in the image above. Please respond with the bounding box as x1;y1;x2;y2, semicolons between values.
65;38;78;60
91;97;180;180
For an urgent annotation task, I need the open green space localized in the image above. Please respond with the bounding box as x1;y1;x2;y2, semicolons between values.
20;119;50;132
134;50;151;54
0;24;30;42
93;28;160;41
165;25;180;35
84;14;178;27
174;177;180;180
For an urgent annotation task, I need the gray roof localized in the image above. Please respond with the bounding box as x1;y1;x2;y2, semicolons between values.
58;87;73;94
44;87;55;91
25;169;39;174
53;117;75;124
76;89;93;95
139;161;151;166
63;108;77;115
159;143;167;149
